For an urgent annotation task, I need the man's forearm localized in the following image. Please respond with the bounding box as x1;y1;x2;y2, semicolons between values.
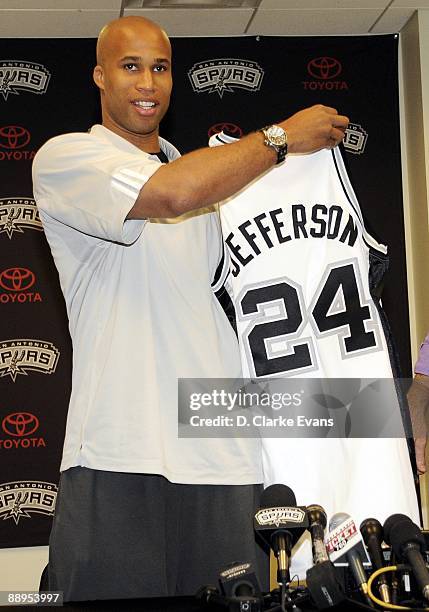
127;104;349;220
129;130;275;219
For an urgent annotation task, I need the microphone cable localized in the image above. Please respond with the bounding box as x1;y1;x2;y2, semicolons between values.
367;565;429;611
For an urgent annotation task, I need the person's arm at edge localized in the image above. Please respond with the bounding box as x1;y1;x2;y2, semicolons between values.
408;373;429;475
127;104;349;220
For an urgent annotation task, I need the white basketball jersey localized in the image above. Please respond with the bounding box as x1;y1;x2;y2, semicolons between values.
210;134;420;576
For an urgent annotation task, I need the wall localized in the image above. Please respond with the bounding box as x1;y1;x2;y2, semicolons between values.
0;546;48;594
400;9;429;526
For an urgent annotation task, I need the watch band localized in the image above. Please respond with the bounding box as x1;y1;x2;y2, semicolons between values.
260;124;288;165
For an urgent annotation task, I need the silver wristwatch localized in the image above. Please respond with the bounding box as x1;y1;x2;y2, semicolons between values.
260;124;288;164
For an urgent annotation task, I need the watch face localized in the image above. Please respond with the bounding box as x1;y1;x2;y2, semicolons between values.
267;125;287;146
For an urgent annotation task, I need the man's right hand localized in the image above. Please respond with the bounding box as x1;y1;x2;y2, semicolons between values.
280;104;349;154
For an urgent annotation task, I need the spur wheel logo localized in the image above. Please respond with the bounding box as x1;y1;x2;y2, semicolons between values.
0;339;60;382
0;481;57;524
0;198;43;239
255;506;306;527
208;123;243;139
0;267;41;304
188;58;264;98
303;56;348;91
2;412;39;437
343;123;368;155
0;60;51;101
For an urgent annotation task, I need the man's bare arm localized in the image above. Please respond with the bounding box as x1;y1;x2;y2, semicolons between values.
408;373;429;475
127;104;349;219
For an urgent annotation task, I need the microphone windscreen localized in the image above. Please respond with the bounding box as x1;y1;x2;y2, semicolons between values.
360;517;382;536
329;512;349;531
307;504;327;529
383;513;411;544
260;484;296;508
389;520;426;557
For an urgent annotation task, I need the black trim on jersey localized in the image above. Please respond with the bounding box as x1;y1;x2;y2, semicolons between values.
153;150;169;164
368;247;389;300
215;286;237;337
212;242;226;288
223;127;239;138
212;202;236;333
374;299;418;480
331;146;363;225
368;250;418;484
336;145;387;250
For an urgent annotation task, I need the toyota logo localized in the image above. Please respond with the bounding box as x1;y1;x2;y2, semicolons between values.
0;267;35;292
307;57;342;80
2;412;39;437
0;126;31;149
208;123;243;138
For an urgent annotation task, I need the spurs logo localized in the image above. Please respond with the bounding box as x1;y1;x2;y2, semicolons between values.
255;506;306;527
188;58;264;98
0;199;42;238
343;123;368;155
0;481;57;524
0;339;60;382
0;61;51;101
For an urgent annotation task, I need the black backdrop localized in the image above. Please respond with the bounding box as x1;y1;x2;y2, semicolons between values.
0;34;410;548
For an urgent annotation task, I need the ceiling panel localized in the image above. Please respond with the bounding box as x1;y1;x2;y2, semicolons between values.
248;8;384;35
127;0;257;5
0;9;120;37
1;1;121;7
371;6;415;31
259;0;389;8
0;1;426;37
391;0;429;6
123;7;254;34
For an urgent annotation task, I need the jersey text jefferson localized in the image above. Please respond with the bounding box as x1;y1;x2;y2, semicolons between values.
225;203;358;277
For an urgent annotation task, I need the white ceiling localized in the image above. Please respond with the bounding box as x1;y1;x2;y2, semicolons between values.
0;0;428;37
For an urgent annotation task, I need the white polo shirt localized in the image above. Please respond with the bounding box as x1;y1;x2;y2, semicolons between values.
32;124;262;485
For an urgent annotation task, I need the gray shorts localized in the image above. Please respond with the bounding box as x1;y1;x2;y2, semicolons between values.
48;467;269;601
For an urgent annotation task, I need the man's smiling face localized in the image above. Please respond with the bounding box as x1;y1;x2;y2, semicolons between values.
94;17;172;151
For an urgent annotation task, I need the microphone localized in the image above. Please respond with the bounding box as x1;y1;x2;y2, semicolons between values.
306;561;346;610
196;585;262;611
360;518;391;603
254;484;308;585
307;504;330;565
327;512;373;607
383;514;429;602
306;504;346;609
218;562;261;599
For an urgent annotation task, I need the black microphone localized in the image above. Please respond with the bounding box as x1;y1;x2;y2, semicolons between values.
218;562;261;599
384;514;429;602
327;512;373;607
383;513;411;541
254;484;308;586
306;561;346;610
307;504;329;565
305;505;346;609
196;585;262;611
360;518;391;603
